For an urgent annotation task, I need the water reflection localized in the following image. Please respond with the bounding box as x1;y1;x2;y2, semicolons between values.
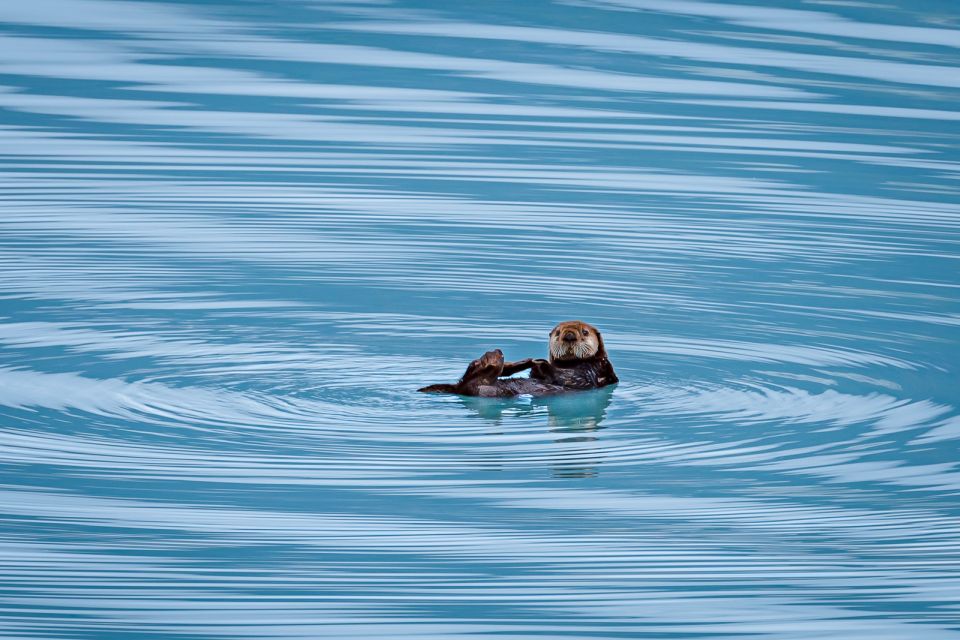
545;389;613;478
461;387;614;477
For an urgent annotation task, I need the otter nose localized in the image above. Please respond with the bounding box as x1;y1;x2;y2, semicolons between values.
562;331;577;342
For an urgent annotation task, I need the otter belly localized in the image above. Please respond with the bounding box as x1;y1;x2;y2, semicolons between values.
477;378;567;397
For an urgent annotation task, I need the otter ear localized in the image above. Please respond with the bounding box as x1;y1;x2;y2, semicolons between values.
594;327;607;356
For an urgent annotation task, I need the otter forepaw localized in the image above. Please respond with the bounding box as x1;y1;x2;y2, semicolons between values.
530;359;558;383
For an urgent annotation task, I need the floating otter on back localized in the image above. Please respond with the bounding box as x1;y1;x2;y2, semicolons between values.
419;321;618;397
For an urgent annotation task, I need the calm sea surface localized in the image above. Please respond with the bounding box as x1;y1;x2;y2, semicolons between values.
2;0;959;637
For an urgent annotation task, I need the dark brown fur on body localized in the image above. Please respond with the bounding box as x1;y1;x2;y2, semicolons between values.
418;321;617;397
418;349;567;397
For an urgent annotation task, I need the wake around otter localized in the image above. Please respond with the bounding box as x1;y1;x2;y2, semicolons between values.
419;321;618;397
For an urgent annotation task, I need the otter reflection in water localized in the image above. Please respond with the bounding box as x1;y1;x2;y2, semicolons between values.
461;387;614;478
419;321;617;397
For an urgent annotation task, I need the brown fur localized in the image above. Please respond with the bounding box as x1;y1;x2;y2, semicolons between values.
419;321;618;397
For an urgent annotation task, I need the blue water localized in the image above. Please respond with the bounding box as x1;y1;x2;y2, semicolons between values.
2;0;959;637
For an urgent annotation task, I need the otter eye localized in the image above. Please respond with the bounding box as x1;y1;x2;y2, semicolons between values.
582;329;589;336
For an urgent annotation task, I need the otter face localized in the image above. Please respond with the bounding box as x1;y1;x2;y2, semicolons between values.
549;321;602;361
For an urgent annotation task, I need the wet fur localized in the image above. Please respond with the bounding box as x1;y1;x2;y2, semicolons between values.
419;349;567;398
419;322;617;397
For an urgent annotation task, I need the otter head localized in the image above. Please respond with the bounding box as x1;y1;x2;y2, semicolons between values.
549;321;605;362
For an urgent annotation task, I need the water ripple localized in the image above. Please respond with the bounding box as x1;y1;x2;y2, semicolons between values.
1;0;959;637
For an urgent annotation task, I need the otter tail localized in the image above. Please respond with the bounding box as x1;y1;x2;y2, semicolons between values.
418;383;458;394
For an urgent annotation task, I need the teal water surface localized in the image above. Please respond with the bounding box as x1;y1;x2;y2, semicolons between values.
2;0;960;637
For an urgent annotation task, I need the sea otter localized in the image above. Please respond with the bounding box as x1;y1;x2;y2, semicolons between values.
419;321;618;397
